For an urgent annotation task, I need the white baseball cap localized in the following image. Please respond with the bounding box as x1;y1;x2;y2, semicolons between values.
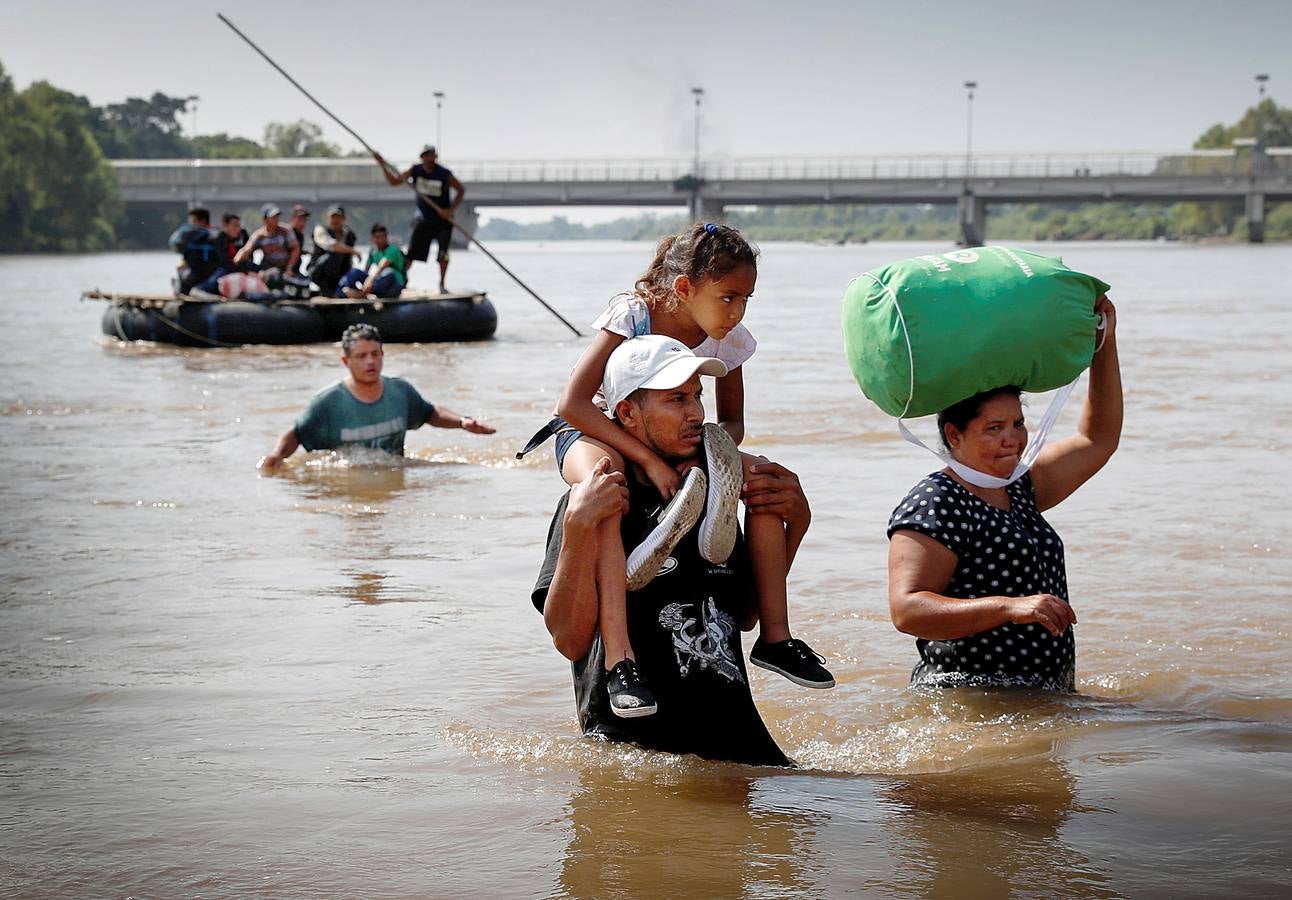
602;335;727;413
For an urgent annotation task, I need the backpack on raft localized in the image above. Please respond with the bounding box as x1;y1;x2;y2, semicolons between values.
841;246;1109;419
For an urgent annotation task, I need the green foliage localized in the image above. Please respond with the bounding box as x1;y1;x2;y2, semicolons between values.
482;197;1292;244
729;205;958;242
1171;98;1292;238
480;213;689;241
263;120;340;158
1266;202;1292;235
0;64;31;245
94;92;192;158
190;133;271;159
1194;99;1292;149
0;62;118;252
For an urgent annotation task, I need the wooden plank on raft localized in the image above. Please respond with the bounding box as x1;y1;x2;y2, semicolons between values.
81;289;486;308
81;289;202;304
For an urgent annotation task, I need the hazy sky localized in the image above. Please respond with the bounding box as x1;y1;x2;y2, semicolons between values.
3;0;1286;163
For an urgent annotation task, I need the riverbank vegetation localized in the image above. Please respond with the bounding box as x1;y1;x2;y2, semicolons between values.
479;201;1292;244
0;64;359;251
1;60;1288;251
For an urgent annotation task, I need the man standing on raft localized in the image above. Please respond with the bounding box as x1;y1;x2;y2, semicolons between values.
372;145;464;294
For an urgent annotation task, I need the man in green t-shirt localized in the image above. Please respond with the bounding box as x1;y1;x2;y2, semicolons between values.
258;323;494;468
337;223;407;299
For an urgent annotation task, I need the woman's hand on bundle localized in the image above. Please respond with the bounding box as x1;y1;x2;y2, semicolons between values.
1095;295;1117;350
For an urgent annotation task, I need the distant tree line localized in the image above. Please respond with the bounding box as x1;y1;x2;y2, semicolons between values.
0;60;367;252
0;62;118;251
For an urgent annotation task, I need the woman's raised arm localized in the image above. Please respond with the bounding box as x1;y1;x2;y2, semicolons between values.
1031;296;1123;512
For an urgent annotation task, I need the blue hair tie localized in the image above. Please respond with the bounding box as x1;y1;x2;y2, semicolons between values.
704;223;718;234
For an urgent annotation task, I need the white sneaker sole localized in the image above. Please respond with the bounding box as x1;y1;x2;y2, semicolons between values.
626;467;706;591
699;423;742;564
609;700;659;718
750;657;836;689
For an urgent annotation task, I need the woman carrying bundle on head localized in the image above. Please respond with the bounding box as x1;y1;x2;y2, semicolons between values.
842;246;1122;690
885;295;1122;690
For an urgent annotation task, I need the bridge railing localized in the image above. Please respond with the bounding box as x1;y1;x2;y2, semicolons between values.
111;149;1290;186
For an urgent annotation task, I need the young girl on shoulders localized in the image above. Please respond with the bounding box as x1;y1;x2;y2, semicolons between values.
540;223;834;717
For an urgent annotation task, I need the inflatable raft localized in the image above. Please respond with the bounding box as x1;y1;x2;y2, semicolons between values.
87;290;497;347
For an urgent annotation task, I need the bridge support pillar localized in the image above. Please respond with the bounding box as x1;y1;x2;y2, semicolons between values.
958;192;987;247
1246;192;1266;244
689;193;724;223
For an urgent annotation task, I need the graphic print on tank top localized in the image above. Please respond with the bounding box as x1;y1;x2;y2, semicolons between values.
658;597;744;683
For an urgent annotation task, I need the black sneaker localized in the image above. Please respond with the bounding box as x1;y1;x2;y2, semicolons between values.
606;658;658;718
750;637;835;689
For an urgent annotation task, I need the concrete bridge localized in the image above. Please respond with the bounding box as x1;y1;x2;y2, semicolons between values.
113;147;1292;244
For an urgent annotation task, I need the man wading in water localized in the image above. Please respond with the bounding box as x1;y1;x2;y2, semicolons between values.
258;323;494;468
532;337;812;766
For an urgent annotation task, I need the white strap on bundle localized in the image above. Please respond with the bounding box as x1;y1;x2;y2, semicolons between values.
893;309;1104;488
898;377;1079;489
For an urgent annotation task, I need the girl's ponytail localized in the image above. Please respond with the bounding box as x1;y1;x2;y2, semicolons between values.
634;233;681;306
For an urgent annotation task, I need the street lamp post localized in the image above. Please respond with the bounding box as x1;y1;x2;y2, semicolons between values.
433;91;445;151
1252;75;1271;183
691;87;704;178
959;80;984;246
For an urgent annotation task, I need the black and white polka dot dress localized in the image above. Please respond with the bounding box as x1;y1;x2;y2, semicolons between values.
887;471;1075;691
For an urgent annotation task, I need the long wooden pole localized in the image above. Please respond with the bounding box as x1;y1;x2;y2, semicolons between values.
216;13;583;337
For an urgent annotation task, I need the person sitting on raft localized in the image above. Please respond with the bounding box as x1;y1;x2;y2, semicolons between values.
257;323;493;469
336;224;407;299
186;213;252;298
234;204;300;278
288;204;311;278
167;207;218;295
307;206;360;298
886;295;1122;691
215;213;250;273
